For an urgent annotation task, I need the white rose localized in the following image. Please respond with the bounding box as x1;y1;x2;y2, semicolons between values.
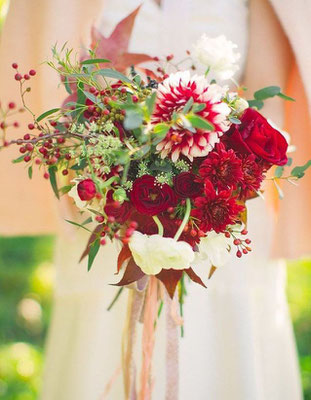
129;232;195;275
193;34;240;81
196;231;232;268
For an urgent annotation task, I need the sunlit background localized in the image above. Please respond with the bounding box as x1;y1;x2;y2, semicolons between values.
0;1;310;399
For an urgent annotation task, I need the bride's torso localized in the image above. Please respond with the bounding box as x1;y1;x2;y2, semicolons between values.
55;0;278;296
98;0;249;80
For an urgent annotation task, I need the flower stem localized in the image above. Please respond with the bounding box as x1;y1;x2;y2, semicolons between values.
174;198;191;241
153;215;164;236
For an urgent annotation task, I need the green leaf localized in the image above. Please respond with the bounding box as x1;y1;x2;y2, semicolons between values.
76;82;86;122
291;160;311;178
274;166;284;178
192;103;206;113
124;109;143;130
81;58;111;65
71;158;87;170
48;166;59;199
145;92;157;116
133;74;142;86
12;155;25;164
182;97;194;114
277;92;295;102
95;69;132;84
65;219;92;233
88;238;100;271
247;99;264;110
229;116;241;124
254;86;281;101
64;77;72;95
83;91;105;110
28;166;33;179
59;185;73;194
82;217;93;225
286;157;293;167
36;108;60;122
187;114;214;131
153;123;170;136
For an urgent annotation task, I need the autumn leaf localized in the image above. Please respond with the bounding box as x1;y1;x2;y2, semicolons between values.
79;224;103;263
116;244;132;274
90;6;153;72
156;269;183;298
113;257;145;286
185;268;207;288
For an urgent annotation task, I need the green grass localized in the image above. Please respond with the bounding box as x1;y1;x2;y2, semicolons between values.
0;236;310;399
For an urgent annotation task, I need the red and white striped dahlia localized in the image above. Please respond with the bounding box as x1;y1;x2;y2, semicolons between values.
153;71;231;162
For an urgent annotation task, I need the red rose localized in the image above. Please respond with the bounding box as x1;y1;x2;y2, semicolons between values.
173;172;203;198
104;191;132;224
130;175;177;216
77;179;96;201
226;108;288;166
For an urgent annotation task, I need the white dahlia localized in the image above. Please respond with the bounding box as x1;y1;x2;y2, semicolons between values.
153;71;231;162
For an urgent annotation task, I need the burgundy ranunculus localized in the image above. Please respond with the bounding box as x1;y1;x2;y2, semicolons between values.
77;179;96;201
226;108;288;166
130;175;177;216
104;191;132;224
173;172;203;198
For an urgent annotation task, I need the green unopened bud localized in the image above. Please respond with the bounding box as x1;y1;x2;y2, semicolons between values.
112;188;127;203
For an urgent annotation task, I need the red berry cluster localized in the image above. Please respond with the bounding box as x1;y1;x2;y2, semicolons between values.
225;229;252;258
12;62;36;82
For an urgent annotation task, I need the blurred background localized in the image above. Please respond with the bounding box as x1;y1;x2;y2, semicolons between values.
0;1;310;399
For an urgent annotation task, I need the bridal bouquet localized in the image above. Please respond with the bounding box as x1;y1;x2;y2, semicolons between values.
1;7;310;398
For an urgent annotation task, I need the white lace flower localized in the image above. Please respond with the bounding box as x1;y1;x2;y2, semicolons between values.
193;34;241;81
129;232;195;275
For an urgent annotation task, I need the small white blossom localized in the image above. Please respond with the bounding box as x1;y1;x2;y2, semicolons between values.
234;98;249;114
195;231;232;268
193;34;240;81
129;232;195;275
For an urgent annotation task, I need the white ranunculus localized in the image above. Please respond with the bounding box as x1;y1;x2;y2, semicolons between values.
129;232;195;275
193;34;241;81
196;231;232;268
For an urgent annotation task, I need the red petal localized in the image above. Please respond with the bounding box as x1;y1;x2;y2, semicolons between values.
156;269;183;298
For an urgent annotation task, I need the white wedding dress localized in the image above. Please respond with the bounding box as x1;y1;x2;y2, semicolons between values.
41;1;303;399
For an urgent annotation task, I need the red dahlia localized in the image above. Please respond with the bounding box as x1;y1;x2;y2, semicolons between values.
192;180;244;233
153;71;231;162
239;154;265;199
198;143;243;190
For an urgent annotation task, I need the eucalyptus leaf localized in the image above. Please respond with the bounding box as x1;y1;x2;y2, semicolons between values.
28;166;33;179
124;109;143;130
274;166;284;178
95;69;132;84
229;116;241;124
153;123;170;136
247;99;264;110
145;92;157;116
277;93;295;102
254;86;281;101
81;58;110;65
291;160;311;178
